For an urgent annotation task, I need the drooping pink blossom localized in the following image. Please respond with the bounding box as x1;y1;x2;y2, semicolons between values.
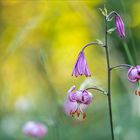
68;89;93;105
115;15;125;38
127;66;140;83
22;121;48;138
72;51;91;77
64;85;93;119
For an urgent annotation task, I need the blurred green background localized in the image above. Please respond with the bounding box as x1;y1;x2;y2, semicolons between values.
0;0;140;140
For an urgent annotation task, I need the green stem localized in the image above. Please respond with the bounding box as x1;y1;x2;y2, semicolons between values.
81;42;104;52
110;64;132;70
104;16;114;140
86;87;107;95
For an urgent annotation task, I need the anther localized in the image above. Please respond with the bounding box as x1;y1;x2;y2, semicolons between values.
83;112;86;119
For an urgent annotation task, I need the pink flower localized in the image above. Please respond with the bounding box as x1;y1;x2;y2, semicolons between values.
64;99;78;116
127;66;140;83
72;51;91;77
64;99;87;119
22;121;48;138
69;90;93;105
64;85;93;119
115;15;125;38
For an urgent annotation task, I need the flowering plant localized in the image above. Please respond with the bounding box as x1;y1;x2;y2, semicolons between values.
64;6;139;140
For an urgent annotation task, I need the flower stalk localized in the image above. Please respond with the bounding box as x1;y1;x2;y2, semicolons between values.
110;64;132;70
85;87;107;95
104;16;114;140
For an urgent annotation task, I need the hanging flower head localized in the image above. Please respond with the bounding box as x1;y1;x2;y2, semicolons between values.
22;121;48;138
127;65;140;83
72;51;91;77
64;85;93;119
127;66;140;96
115;14;125;38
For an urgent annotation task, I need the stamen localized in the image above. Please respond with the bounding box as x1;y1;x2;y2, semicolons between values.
83;112;86;119
135;90;137;95
70;110;75;117
138;91;140;96
76;110;80;117
79;105;84;113
134;90;140;96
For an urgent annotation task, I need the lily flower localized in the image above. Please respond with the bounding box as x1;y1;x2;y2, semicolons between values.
127;65;140;83
64;85;93;119
72;51;91;77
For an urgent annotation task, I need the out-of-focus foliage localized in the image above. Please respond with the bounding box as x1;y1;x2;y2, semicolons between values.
0;0;140;140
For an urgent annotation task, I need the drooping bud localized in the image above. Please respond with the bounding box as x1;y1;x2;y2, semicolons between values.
115;15;125;38
72;51;91;77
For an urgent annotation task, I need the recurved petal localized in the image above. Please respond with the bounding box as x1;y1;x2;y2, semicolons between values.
64;100;78;116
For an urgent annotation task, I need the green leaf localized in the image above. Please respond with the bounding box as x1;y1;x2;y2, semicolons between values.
107;16;114;22
96;39;104;45
107;27;116;34
104;5;108;15
99;8;106;16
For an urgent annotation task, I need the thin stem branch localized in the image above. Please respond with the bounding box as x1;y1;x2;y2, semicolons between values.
86;87;107;95
106;11;118;21
104;16;115;140
110;64;132;70
81;42;105;52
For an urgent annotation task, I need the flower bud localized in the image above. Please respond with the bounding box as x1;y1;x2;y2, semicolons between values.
115;15;125;38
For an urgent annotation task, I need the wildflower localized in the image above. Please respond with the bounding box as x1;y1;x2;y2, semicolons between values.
22;121;48;138
72;51;91;77
127;66;140;83
64;85;93;119
68;89;93;105
115;15;125;38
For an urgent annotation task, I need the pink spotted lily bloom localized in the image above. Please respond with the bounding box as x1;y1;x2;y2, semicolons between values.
115;15;125;38
127;65;140;96
64;85;93;119
127;65;140;83
22;121;48;138
72;51;91;77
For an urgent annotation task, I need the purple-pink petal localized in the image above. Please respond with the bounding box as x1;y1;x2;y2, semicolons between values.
72;51;91;77
64;100;78;116
80;90;93;104
68;85;76;93
115;15;125;38
68;87;93;105
127;66;140;83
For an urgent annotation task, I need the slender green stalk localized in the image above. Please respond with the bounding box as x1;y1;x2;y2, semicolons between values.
104;16;114;140
81;42;105;52
86;87;107;95
110;64;132;70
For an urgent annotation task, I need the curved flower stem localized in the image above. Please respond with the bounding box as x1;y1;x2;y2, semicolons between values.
110;64;132;71
81;42;105;52
86;87;107;95
104;16;114;140
106;11;118;21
